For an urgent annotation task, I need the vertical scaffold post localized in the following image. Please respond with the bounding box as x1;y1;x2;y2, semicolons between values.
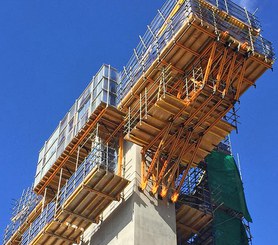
139;36;147;73
106;143;109;171
55;168;63;215
212;10;218;35
197;0;204;26
185;77;189;100
140;93;142;125
63;180;68;207
83;152;86;180
193;68;196;92
147;24;159;59
244;7;255;54
163;67;166;97
117;133;124;177
107;65;111;107
96;124;101;168
73;146;81;190
128;107;131;135
41;187;48;213
75;146;80;172
139;35;147;50
224;0;229;14
259;35;267;61
27;223;32;244
145;87;148;119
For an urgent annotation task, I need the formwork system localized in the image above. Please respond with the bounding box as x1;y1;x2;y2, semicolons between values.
20;127;129;245
4;65;129;245
34;65;120;195
3;0;274;244
119;0;273;203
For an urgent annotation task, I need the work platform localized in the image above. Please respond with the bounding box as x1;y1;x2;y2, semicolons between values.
119;15;272;110
125;86;235;166
175;166;213;244
3;0;274;244
176;204;212;243
23;166;129;245
34;102;125;197
119;0;273;199
4;200;43;245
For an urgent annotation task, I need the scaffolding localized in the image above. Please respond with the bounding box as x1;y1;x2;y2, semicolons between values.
175;149;253;245
3;186;42;245
34;65;119;194
176;165;213;244
2;0;274;244
118;0;274;105
118;0;273;202
21;126;129;245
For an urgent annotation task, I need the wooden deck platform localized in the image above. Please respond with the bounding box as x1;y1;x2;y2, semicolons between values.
176;203;212;243
125;87;235;167
119;15;272;111
29;167;129;245
34;102;125;197
120;12;272;196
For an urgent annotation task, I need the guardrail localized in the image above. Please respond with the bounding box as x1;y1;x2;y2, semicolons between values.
118;0;274;103
34;64;118;189
3;187;42;245
22;138;117;245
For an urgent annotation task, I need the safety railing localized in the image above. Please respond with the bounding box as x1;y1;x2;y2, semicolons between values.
34;64;118;189
118;0;274;103
177;167;212;214
3;186;42;245
192;1;274;59
118;0;193;103
21;135;118;245
205;0;261;30
125;65;204;136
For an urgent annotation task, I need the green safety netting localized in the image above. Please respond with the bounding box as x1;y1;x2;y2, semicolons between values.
205;151;252;222
214;210;249;245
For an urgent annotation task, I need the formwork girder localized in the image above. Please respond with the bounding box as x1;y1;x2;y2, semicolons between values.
125;39;250;201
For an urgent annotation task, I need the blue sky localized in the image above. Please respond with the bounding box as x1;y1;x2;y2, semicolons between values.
0;0;277;244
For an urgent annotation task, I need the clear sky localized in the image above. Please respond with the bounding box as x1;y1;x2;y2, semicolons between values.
0;0;277;244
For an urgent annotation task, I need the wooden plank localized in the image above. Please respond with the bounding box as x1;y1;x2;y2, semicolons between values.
44;231;75;244
83;184;118;201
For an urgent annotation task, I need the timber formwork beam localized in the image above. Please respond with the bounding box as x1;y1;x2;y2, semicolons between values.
133;38;249;201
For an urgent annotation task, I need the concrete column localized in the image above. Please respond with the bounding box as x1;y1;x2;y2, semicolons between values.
81;142;177;245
